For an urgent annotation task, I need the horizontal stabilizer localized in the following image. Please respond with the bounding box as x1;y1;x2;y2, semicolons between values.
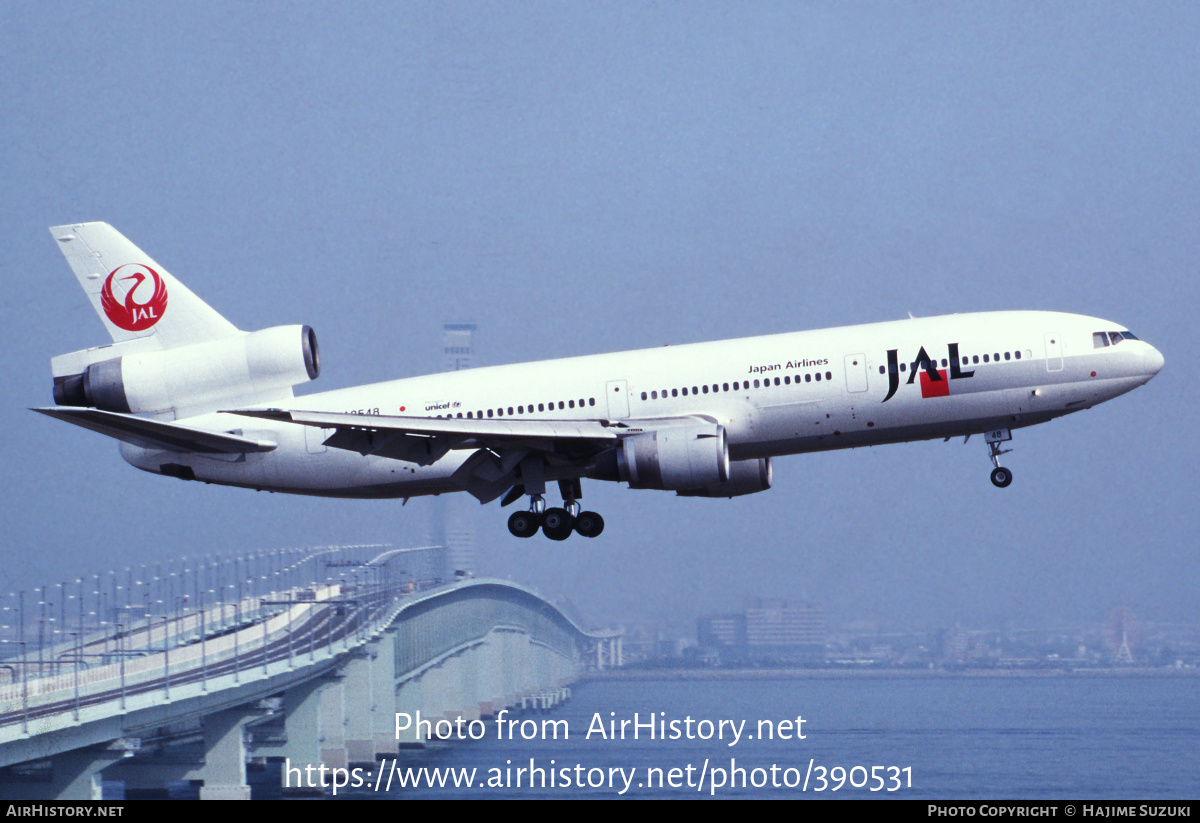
33;407;277;454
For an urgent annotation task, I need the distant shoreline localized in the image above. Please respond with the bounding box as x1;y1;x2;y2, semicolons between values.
581;667;1197;681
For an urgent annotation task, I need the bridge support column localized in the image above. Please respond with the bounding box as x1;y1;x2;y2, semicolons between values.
196;707;257;800
476;632;503;718
0;747;127;801
249;675;330;791
105;708;261;799
339;634;400;762
342;651;377;765
456;644;481;723
370;631;399;757
319;681;348;771
395;676;425;748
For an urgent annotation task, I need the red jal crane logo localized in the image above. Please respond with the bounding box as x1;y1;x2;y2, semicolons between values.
100;264;168;331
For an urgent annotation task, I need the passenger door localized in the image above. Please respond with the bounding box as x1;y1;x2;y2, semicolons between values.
606;380;630;419
1045;333;1063;372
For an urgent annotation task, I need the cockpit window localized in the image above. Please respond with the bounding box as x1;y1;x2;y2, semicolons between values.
1100;330;1139;346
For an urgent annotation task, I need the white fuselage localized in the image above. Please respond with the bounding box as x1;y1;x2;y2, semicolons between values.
119;310;1163;498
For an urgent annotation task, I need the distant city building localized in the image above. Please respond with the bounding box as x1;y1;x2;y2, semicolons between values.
443;323;477;372
698;599;826;666
698;614;748;663
745;598;826;665
435;323;478;576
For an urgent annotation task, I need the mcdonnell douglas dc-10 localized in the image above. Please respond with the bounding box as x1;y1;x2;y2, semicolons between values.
36;223;1164;540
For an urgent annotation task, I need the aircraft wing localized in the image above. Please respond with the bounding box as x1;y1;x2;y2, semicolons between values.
231;408;622;463
230;408;635;503
33;407;278;454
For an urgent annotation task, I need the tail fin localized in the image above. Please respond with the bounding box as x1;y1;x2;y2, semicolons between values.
50;222;239;348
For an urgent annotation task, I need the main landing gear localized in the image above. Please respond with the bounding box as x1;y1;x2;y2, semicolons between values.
506;478;605;540
985;428;1014;488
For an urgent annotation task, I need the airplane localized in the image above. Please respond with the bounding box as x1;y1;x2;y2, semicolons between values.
35;223;1164;541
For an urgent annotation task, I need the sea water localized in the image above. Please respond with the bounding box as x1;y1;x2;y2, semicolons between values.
329;673;1198;799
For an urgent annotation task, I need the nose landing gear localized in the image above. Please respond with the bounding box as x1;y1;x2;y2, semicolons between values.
985;428;1014;488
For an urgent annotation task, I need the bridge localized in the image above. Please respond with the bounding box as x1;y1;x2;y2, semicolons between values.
0;546;621;799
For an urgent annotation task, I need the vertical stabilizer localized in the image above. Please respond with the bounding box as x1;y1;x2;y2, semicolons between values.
50;222;240;348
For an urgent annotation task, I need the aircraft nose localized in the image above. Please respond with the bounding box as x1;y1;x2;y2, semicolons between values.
1143;345;1164;378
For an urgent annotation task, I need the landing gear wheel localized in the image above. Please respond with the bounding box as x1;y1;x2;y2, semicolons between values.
507;510;540;538
990;466;1013;488
541;507;574;541
574;511;605;538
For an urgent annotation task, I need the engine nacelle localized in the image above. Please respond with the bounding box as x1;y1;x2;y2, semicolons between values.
677;457;773;498
53;325;320;415
616;423;729;490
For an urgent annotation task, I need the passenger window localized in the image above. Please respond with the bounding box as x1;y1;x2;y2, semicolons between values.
712;384;718;393
785;375;792;384
487;410;494;418
672;389;678;397
815;373;821;382
641;392;647;401
558;401;565;409
774;377;780;386
753;379;760;388
973;356;979;364
805;374;811;383
1004;352;1011;361
692;386;698;394
467;412;473;418
723;383;729;391
537;403;544;412
941;359;948;367
589;398;595;406
507;407;514;415
899;363;906;372
983;354;989;363
569;400;575;408
993;353;999;361
702;385;709;394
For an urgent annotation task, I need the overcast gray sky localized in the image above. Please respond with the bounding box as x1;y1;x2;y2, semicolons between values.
2;1;1196;636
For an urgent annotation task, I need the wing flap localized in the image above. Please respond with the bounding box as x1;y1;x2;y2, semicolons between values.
232;408;621;442
33;407;278;454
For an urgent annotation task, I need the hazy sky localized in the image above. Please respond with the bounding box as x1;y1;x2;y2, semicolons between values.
2;2;1196;637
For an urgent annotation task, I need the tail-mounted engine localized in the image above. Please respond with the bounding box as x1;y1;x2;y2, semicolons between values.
52;325;319;416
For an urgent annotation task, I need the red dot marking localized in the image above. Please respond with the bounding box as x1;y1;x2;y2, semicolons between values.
399;406;406;412
1091;371;1097;377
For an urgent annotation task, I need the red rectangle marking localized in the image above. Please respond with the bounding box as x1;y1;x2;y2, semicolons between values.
920;369;950;398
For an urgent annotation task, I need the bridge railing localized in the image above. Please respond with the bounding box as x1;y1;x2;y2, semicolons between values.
0;545;450;728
